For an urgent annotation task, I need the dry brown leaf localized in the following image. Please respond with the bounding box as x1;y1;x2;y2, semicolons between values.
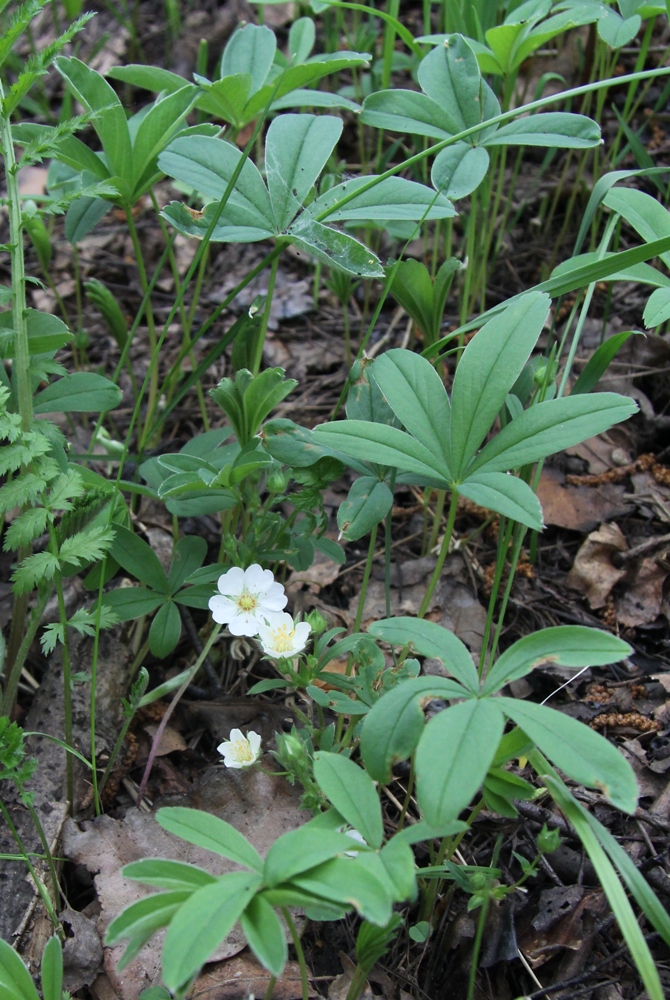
537;467;629;532
616;556;668;627
354;554;487;655
192;953;313;1000
63;768;305;999
567;522;628;608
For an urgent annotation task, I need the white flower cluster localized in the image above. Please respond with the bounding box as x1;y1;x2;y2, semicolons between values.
208;564;311;657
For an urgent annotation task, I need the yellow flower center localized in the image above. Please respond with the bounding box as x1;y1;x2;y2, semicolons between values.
269;624;296;653
232;738;254;763
236;591;258;612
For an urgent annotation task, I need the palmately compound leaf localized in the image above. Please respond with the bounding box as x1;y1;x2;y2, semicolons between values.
415;700;505;826
313;751;384;848
499;698;638;814
482;626;631;695
360;677;471;783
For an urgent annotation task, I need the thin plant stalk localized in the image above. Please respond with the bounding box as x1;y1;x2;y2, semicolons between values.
136;624;223;807
282;907;309;1000
353;523;378;635
0;798;60;930
418;490;459;618
1;588;51;717
125;208;160;444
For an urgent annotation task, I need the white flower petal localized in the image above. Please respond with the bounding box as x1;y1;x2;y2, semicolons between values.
247;731;262;755
227;613;262;637
244;563;275;590
217;566;245;596
229;729;245;743
208;595;237;623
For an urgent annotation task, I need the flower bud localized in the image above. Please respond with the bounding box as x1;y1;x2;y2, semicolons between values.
537;824;561;854
305;608;328;636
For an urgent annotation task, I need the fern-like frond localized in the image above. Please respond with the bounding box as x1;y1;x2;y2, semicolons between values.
40;622;64;655
3;506;50;551
12;549;60;594
45;469;84;512
0;432;52;476
0;459;60;514
59;525;116;567
0;0;48;74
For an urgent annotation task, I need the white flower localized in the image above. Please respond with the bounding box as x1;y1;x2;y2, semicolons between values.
209;564;287;637
217;729;262;768
256;612;311;658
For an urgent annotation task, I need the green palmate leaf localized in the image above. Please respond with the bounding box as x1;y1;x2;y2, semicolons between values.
483;626;632;695
431;142;490;199
162;872;263;991
416;700;505;826
483;112;601;148
598;8;641;48
130;86;199;193
361;677;470;783
149;601;182;658
108;63;189;94
543;776;662;1000
644;286;670;327
265;114;342;230
360;90;458;140
33;372;122;414
110;524;170;593
168;535;207;593
288;217;384;277
156;807;264;873
264;825;357;888
418;35;486;133
65;196;111;243
55;57;132;181
450;291;550;479
312;420;445;482
289;857;392;926
220;22;275;93
370;349;453;475
379;838;416;902
338;477;393;541
572;331;637;394
368;617;479;693
0;935;40;1000
458;470;544;530
39;937;63;1000
313;751;384;848
123;859;217;891
271;88;360;113
309;176;456;223
105;891;192;969
239;895;287;977
498;698;638;813
290;16;316;61
159;135;274;227
604;186;670;269
467;392;638;476
102;587;166;620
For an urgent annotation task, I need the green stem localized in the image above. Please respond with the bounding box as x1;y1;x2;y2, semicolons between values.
418;490;458;619
0;798;60;930
125;209;159;442
345;964;370;1000
282;908;309;1000
136;624;223;807
251;250;280;375
1;587;52;717
353;523;378;635
54;571;74;812
427;488;446;555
